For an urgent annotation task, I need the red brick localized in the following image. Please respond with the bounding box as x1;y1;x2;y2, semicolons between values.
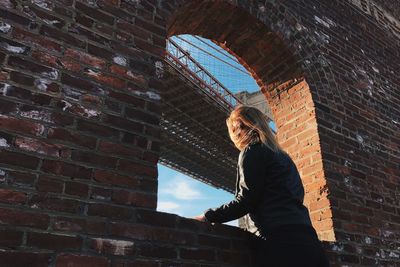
109;64;147;86
98;140;142;159
28;194;80;213
56;254;110;267
61;73;104;95
53;216;85;232
0;114;45;136
12;25;62;52
137;243;177;259
8;56;59;79
118;159;157;178
0;188;27;204
7;170;36;187
40;25;85;48
76;119;120;139
93;169;141;187
135;209;177;228
65;48;107;69
110;223;196;245
58;57;83;72
102;114;143;133
112;259;158;267
0;228;23;247
41;159;92;179
27;232;82;251
0;207;49;229
90;238;135;256
0;250;51;267
125;107;160;125
15;136;71;158
36;175;64;193
84;68;126;89
90;186;112;201
108;90;145;108
180;248;215;261
87;203;133;220
71;150;118;168
48;128;97;149
75;1;115;25
65;181;89;197
112;190;157;208
0;149;40;169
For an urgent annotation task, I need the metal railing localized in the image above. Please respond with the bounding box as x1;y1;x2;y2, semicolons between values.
165;38;242;111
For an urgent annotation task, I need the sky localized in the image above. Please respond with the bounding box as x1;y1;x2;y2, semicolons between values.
157;35;261;227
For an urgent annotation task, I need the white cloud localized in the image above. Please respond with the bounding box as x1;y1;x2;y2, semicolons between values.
157;201;181;214
160;175;203;200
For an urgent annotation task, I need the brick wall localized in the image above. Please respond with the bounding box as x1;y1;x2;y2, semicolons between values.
0;0;399;266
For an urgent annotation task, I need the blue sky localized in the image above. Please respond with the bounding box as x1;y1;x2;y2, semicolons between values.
157;35;260;226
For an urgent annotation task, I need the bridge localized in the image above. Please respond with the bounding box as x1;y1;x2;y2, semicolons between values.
160;38;271;192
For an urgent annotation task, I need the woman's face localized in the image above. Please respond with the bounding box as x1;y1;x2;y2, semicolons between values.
227;118;244;142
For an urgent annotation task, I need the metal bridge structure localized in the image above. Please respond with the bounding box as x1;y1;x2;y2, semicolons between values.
159;38;250;192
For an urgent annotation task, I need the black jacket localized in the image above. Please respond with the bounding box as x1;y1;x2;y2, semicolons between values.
204;142;312;238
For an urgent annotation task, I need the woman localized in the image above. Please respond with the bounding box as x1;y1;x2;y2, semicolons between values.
193;105;329;267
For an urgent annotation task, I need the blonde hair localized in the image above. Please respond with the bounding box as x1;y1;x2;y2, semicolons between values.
226;105;284;152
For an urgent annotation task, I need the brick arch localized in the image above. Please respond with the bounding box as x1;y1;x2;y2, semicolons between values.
165;0;335;241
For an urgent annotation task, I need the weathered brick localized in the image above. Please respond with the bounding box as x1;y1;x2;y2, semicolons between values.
15;136;71;158
0;36;30;55
41;159;92;179
180;248;215;261
108;90;145;108
125;107;160;125
8;56;59;79
137;243;177;259
0;228;23;247
112;190;157;208
118;159;157;178
65;48;107;69
48;128;97;149
0;250;51;267
90;237;135;256
0;207;49;229
83;68;126;89
56;254;109;267
36;175;64;193
65;181;89;197
98;140;142;159
87;203;133;220
109;64;147;86
27;232;82;251
0;188;26;206
76;1;115;25
40;25;85;48
61;73;105;95
93;169;140;187
104;115;144;135
71;150;118;168
0;149;40;169
0;9;32;27
12;27;62;52
135;209;177;228
28;194;81;213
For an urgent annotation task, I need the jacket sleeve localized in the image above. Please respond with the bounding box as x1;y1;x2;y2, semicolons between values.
204;145;267;223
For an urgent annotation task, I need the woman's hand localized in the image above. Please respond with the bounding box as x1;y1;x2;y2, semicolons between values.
193;214;207;222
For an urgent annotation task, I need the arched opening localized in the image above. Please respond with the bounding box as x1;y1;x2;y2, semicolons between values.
160;0;334;241
158;34;276;227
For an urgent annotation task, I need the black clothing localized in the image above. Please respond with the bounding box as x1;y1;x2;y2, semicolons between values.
204;142;312;238
204;142;330;266
254;224;330;267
